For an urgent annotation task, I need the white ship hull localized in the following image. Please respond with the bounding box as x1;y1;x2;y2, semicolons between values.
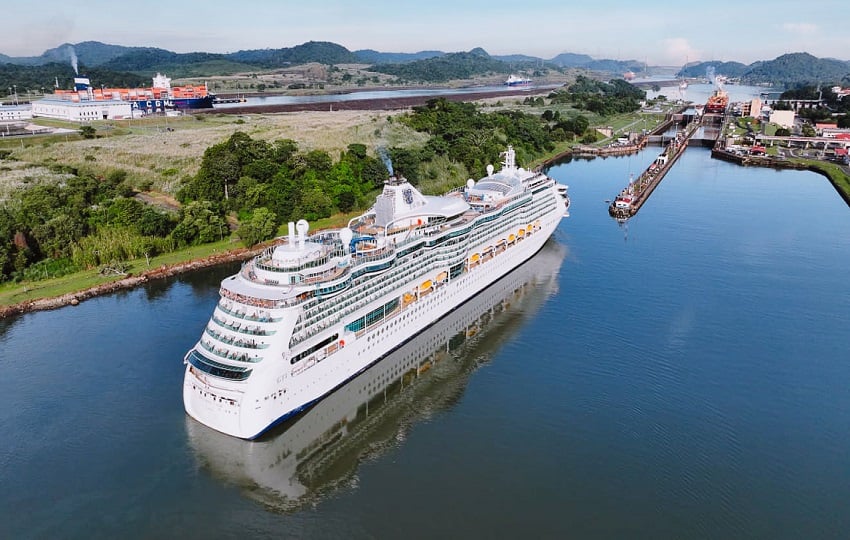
184;146;569;439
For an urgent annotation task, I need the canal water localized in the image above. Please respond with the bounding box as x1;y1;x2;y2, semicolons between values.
2;147;849;538
212;84;557;109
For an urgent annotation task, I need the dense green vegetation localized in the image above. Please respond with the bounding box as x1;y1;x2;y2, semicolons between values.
370;49;518;83
547;75;645;116
176;133;389;229
0;62;148;95
776;85;850;123
0;165;178;282
0;134;392;282
228;41;359;68
393;97;583;179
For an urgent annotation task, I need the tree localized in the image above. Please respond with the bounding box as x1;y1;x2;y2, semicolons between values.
79;125;96;139
237;207;278;247
170;201;228;246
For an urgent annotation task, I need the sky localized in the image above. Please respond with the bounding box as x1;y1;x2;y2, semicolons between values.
2;0;849;66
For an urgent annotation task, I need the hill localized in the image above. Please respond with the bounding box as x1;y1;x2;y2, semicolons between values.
679;60;751;80
227;41;359;68
100;48;254;77
742;52;850;86
354;49;445;64
548;52;595;67
5;41;850;89
0;62;148;93
679;53;850;87
369;48;517;82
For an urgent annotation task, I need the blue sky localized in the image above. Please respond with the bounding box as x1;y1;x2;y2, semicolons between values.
3;0;848;65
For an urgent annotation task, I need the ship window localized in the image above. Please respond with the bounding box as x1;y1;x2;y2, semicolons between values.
291;333;339;364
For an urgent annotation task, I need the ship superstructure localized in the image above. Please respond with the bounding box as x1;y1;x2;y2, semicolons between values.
183;146;570;439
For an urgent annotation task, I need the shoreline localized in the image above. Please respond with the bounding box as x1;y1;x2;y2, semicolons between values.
0;243;274;320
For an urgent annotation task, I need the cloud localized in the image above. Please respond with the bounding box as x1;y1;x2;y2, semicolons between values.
658;38;701;66
781;22;818;34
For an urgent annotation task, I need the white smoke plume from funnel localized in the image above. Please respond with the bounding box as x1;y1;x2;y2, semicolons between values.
67;45;78;75
378;147;394;176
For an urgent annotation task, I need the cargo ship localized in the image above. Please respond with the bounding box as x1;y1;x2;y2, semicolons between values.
51;73;215;113
705;87;729;113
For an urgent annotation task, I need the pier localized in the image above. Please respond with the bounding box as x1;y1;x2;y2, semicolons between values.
609;119;700;221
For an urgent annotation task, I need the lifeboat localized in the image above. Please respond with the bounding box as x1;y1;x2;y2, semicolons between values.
470;253;480;263
517;228;525;238
419;280;433;293
508;234;516;243
436;271;448;282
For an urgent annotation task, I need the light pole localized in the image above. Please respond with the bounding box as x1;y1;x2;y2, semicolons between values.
13;85;17;105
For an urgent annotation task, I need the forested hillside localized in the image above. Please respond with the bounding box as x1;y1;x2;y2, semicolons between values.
679;54;850;87
370;49;518;83
0;63;148;93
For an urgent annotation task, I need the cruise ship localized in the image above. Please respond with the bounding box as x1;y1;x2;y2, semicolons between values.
183;146;570;439
186;239;565;510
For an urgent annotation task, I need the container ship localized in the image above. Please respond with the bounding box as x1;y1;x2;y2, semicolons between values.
51;73;214;113
183;146;570;439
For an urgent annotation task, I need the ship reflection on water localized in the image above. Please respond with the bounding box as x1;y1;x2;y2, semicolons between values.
185;239;566;512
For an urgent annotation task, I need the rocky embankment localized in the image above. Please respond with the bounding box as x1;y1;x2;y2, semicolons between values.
0;244;271;320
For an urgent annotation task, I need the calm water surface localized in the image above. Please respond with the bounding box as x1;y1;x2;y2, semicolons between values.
1;147;849;538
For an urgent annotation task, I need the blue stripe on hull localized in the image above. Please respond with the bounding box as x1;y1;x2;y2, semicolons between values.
130;96;215;112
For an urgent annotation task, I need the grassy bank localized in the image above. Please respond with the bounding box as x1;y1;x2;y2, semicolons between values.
793;159;850;204
0;239;237;307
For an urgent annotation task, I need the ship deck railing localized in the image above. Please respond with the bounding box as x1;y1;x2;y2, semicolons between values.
210;314;275;336
217;293;284;319
204;327;269;349
351;245;396;267
198;339;262;363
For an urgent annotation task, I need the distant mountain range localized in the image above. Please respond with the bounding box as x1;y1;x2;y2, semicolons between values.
1;41;848;88
0;40;642;77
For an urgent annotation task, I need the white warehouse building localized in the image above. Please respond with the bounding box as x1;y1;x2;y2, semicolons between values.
32;98;132;122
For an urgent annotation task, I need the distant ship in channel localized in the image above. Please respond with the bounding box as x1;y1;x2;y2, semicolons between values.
51;73;214;113
183;146;570;439
186;239;565;510
504;74;533;87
